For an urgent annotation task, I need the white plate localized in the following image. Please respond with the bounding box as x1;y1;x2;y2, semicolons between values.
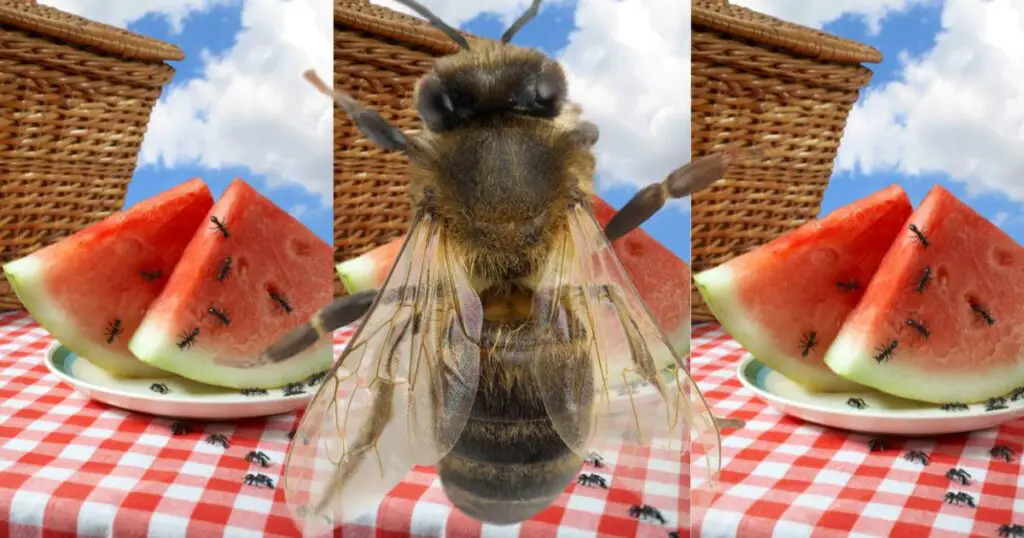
45;342;316;420
736;354;1024;436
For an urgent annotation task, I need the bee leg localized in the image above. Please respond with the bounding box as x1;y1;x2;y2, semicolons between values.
602;149;762;242
263;289;377;362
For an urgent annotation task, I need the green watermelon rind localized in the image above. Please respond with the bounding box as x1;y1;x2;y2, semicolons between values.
694;264;864;392
129;320;333;389
4;256;167;378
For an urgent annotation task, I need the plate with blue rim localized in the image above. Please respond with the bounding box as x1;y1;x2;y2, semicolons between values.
736;354;1024;436
45;342;323;420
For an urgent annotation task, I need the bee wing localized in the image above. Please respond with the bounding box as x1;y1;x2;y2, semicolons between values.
282;214;482;535
532;204;721;484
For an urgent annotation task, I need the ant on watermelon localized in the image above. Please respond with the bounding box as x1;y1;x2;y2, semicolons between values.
306;370;328;387
216;256;232;282
941;402;969;412
270;292;293;314
903;450;929;466
140;270;162;282
205;433;230;449
150;383;169;395
835;279;859;293
283;383;305;396
991;445;1015;462
1009;386;1024;402
210;216;230;239
915;266;932;293
177;328;200;350
207;307;231;327
873;340;899;363
104;319;123;344
906;319;930;339
985;397;1008;412
799;331;818;357
908;224;930;249
970;302;996;326
945;468;972;486
847;398;866;410
241;387;268;396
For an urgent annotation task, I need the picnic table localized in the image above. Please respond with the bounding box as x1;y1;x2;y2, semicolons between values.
0;311;684;538
690;323;1024;538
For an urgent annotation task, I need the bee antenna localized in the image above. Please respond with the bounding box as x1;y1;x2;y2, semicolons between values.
501;0;542;43
394;0;471;50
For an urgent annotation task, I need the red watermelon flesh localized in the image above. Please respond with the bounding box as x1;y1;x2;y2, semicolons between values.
129;179;334;389
694;185;914;392
336;195;692;355
825;185;1024;404
2;179;214;377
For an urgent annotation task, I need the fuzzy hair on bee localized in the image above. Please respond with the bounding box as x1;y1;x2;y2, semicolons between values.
266;0;737;533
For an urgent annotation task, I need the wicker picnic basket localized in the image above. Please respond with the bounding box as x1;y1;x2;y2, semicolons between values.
690;0;882;322
0;0;184;310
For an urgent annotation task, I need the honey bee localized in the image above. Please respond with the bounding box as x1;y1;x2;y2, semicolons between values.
265;0;734;533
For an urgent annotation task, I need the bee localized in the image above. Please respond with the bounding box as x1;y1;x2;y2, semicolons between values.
263;0;727;532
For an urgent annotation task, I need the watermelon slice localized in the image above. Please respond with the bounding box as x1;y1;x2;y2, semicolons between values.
336;195;693;355
825;185;1024;403
2;179;214;377
129;179;334;389
694;185;914;392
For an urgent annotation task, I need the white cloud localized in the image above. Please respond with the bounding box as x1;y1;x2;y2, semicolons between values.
729;0;934;34
42;0;229;33
833;0;1024;202
43;0;334;206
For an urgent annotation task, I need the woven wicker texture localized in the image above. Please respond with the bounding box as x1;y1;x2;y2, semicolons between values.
690;0;882;322
0;0;183;310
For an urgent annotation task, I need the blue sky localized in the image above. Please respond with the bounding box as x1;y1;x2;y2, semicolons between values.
122;5;333;244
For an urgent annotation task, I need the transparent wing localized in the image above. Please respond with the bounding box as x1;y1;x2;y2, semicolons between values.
531;204;721;485
282;214;482;536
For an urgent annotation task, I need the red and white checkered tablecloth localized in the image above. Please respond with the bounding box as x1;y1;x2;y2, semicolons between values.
690;323;1024;538
0;311;688;538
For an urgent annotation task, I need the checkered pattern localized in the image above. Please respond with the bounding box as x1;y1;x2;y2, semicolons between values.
691;323;1024;538
0;311;687;538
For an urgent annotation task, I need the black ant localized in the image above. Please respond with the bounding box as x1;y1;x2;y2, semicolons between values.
991;445;1015;462
847;398;867;410
282;383;305;396
270;292;293;314
584;451;605;468
205;433;230;449
874;340;898;364
970;302;996;326
150;383;169;395
986;397;1008;412
140;270;162;282
868;438;886;452
945;468;971;486
577;473;609;489
941;402;969;412
909;224;929;248
627;504;666;525
177;328;200;350
999;523;1024;537
245;450;271;468
243;473;274;489
942;491;975;508
799;331;818;358
287;430;296;441
836;280;859;292
903;450;929;466
1010;387;1024;402
210;216;230;238
217;256;232;282
207;307;231;327
170;422;191;436
104;319;123;344
915;266;932;293
241;388;268;396
906;319;930;339
307;371;328;387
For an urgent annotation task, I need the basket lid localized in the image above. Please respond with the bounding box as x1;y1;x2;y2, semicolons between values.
335;0;485;56
692;0;883;64
0;0;184;62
